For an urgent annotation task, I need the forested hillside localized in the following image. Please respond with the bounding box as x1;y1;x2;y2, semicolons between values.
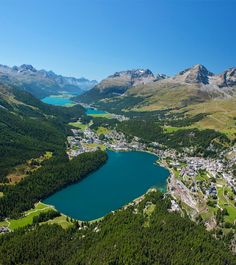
0;83;87;182
0;191;235;265
89;111;231;157
118;119;230;157
0;151;107;219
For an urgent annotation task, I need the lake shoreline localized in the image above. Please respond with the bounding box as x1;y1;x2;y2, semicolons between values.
42;93;78;106
41;187;159;224
40;95;170;222
43;150;169;222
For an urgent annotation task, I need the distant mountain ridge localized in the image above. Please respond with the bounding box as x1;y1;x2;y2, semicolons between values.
171;64;236;87
77;64;236;104
0;64;97;98
98;69;156;90
76;64;236;138
78;68;165;102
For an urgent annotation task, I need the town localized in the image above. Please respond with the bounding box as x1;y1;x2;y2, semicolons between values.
66;119;236;232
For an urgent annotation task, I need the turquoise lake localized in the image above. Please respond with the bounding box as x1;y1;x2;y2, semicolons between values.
41;95;107;116
43;151;169;221
86;108;107;115
42;95;73;106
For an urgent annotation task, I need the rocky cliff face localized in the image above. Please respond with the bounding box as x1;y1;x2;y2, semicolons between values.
77;69;156;103
173;64;213;84
172;64;236;88
101;69;156;89
212;67;236;88
155;73;168;81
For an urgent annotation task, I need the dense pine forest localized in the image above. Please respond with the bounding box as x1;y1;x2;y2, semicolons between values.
117;120;229;157
0;84;88;182
0;191;235;265
0;151;107;219
89;113;230;157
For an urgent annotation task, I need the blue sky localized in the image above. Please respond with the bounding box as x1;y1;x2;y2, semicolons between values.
0;0;235;80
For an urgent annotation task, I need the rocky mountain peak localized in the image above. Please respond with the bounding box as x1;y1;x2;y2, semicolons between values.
93;69;155;95
222;67;236;87
18;64;37;73
155;73;168;81
211;67;236;88
176;64;213;84
111;69;154;79
0;63;97;97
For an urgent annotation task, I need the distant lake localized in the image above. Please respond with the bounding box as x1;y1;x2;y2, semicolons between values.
43;151;169;221
42;95;73;106
41;93;80;106
86;108;108;115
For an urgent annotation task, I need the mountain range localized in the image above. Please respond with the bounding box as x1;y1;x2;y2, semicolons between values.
0;64;97;99
78;68;163;102
78;64;236;104
77;64;236;138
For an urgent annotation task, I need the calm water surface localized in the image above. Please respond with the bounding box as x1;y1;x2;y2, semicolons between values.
85;108;107;115
42;95;74;106
44;151;169;221
41;96;106;114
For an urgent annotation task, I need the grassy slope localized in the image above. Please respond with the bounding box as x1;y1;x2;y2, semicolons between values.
124;82;236;139
86;77;235;138
0;202;73;230
0;203;54;230
87;113;113;118
184;97;236;139
96;126;112;135
128;82;199;110
68;121;88;130
44;215;73;229
160;98;236;139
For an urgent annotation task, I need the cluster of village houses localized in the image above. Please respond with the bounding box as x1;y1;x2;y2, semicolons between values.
158;146;236;207
67;124;236;206
175;155;234;192
67;127;145;157
109;113;128;122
